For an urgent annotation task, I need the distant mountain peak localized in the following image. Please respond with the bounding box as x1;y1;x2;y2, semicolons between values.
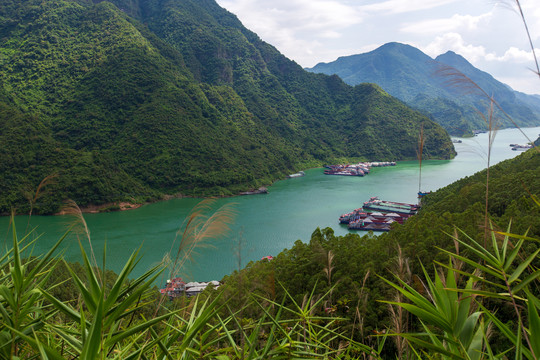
306;42;540;136
435;51;473;68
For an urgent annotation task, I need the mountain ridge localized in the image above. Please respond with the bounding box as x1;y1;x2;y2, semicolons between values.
307;42;540;136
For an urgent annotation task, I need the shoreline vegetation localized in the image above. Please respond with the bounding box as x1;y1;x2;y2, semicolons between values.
11;132;536;217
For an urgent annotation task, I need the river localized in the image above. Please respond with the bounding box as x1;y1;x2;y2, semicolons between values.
1;126;539;282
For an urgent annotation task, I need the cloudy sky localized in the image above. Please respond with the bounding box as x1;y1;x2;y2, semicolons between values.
215;0;540;95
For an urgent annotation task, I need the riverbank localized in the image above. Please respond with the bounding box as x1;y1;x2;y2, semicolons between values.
3;126;539;282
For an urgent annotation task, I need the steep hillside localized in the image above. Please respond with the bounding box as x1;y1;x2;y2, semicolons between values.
307;42;540;136
0;1;454;214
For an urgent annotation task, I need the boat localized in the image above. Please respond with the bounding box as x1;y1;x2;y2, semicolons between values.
324;168;364;176
511;144;533;151
339;197;418;231
287;171;305;178
348;220;392;231
362;197;419;215
339;209;411;225
367;161;396;167
240;187;268;195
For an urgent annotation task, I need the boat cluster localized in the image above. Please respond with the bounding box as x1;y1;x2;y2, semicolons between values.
510;143;533;151
160;277;220;298
339;197;419;231
324;161;396;176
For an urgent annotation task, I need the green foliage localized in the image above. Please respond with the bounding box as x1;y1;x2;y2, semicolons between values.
0;0;455;213
1;218;381;359
0;219;66;359
384;217;540;359
382;264;486;359
217;148;540;356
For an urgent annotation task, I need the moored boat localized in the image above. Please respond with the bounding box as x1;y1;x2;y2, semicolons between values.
362;197;419;215
287;171;305;178
240;187;268;195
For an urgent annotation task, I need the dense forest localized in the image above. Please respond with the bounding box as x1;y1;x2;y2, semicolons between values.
0;0;455;215
2;146;539;358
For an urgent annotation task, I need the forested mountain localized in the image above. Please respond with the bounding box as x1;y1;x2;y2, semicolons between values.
307;42;540;136
0;0;455;215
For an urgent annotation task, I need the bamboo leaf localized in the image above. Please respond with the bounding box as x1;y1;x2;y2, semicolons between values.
379;275;438;314
436;247;505;281
2;325;65;360
81;295;105;359
449;229;500;265
103;249;141;309
459;312;481;350
106;309;180;347
49;327;83;352
478;303;534;359
505;238;525;272
26;229;70;281
79;242;102;300
527;291;540;359
399;332;468;359
63;260;97;312
382;301;452;333
496;232;539;243
512;269;540;294
434;261;506;290
467;318;485;360
508;248;540;284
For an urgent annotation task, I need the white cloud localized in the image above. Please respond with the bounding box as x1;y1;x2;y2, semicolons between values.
492;0;540;42
488;47;537;63
423;33;490;62
424;33;537;64
218;0;363;34
358;0;460;14
216;0;364;67
401;12;492;34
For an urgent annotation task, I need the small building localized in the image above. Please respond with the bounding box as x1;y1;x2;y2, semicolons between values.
161;278;221;298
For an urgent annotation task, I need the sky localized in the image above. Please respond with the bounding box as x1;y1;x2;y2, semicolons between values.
215;0;540;95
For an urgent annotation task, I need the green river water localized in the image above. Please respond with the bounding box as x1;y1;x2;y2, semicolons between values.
2;127;539;282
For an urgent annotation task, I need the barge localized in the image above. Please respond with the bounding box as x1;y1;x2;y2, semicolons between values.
339;197;418;231
362;197;419;215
